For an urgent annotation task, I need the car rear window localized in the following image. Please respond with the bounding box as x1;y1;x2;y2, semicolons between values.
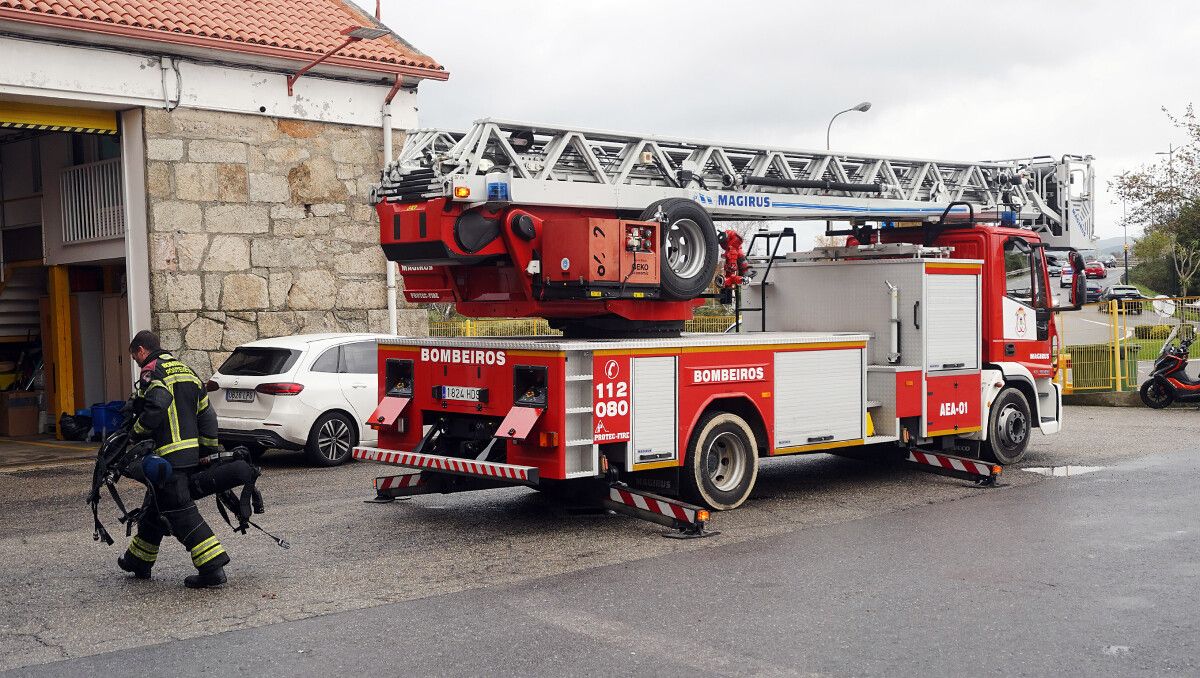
219;347;300;376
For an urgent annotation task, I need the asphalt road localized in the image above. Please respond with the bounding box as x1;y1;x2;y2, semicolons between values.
2;405;1197;676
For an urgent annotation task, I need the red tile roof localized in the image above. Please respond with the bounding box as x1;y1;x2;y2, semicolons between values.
0;0;446;80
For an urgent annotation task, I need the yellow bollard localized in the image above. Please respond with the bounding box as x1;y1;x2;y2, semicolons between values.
1109;299;1121;392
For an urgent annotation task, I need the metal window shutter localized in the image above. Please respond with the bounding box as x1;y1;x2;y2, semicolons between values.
774;349;863;447
631;356;677;464
924;275;979;371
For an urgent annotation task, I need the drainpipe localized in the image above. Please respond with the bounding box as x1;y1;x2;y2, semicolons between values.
382;76;403;335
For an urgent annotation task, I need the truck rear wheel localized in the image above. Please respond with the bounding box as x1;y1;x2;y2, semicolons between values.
981;387;1031;465
682;411;759;510
638;199;718;301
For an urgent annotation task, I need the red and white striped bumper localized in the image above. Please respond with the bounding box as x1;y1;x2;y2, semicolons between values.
353;446;539;485
906;450;1000;479
375;472;423;492
607;486;702;525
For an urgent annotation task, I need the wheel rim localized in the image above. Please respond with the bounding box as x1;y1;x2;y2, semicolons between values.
996;405;1027;449
1145;383;1170;406
704;431;747;492
664;218;707;281
317;418;352;461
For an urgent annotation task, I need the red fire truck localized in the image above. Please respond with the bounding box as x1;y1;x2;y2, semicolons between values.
354;120;1092;535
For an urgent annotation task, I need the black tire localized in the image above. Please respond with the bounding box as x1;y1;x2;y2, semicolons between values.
681;411;759;510
981;388;1032;465
1140;380;1174;409
638;198;719;301
305;411;357;467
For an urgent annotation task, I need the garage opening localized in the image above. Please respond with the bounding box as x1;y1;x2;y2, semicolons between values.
0;100;133;470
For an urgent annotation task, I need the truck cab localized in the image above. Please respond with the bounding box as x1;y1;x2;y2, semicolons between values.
859;223;1084;455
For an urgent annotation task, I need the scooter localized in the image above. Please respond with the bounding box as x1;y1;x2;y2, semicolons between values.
1140;326;1200;408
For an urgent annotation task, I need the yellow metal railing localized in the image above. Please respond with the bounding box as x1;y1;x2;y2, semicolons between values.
427;316;738;338
1059;295;1200;394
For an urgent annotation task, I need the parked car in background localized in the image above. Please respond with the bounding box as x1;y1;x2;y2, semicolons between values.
1060;266;1075;288
210;333;390;466
1084;260;1107;279
1085;280;1104;303
1097;285;1146;314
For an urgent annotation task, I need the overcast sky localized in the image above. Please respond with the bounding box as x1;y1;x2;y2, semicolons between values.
364;0;1199;243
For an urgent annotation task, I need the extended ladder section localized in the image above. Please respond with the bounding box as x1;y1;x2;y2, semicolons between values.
376;119;1095;249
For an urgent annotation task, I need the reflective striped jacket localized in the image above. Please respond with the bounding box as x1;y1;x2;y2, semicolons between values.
131;351;218;468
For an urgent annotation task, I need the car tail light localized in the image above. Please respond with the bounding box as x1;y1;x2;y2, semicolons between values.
256;382;304;396
205;380;219;392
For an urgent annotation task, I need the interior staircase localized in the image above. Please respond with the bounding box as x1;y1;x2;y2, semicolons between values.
0;264;45;342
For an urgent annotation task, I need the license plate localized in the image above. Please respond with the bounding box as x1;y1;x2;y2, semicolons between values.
438;385;483;402
225;388;256;403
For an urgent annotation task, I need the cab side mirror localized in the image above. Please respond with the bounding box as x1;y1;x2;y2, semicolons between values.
1068;251;1086;308
1040;246;1085;312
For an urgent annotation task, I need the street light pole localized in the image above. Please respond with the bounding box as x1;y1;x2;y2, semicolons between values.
1122;197;1129;284
825;102;872;241
1156;143;1178;213
826;101;872;151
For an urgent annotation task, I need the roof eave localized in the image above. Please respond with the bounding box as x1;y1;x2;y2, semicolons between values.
0;9;450;83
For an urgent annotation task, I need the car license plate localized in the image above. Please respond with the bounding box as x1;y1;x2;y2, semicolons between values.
225;388;256;403
438;385;483;402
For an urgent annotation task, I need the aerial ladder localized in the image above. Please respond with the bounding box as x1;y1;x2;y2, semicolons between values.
372;119;1093;334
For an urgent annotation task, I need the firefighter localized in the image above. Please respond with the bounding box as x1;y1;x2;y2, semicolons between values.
116;330;230;588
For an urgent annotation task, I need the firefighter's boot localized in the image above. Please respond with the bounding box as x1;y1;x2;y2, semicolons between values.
117;553;153;579
184;566;228;589
118;535;158;579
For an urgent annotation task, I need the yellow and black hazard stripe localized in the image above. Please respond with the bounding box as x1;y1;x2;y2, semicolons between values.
0;122;117;134
0;102;118;135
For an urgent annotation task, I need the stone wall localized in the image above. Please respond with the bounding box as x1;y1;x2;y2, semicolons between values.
143;107;426;378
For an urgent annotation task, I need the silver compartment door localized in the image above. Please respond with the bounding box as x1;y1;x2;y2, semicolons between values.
924;274;980;372
631;356;677;465
774;349;864;448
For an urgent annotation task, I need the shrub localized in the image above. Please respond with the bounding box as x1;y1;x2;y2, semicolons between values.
1133;324;1172;339
1133;323;1195;340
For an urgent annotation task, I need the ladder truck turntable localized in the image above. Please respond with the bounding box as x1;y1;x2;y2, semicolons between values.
353;119;1093;536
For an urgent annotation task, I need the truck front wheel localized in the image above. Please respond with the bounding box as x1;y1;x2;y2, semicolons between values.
682;411;759;510
981;388;1031;465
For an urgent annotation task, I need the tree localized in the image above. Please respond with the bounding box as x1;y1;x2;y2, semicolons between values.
814;233;848;248
1113;105;1200;296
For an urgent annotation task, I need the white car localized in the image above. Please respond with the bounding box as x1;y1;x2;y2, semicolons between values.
1060;267;1074;289
209;333;389;466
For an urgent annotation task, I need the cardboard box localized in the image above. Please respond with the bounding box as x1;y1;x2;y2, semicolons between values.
0;390;40;437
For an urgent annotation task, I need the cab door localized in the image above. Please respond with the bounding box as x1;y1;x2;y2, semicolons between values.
998;238;1053;378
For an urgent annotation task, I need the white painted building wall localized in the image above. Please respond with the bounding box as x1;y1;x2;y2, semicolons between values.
0;34;419;129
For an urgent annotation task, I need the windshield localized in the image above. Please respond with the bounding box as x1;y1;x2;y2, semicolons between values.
219;347;301;376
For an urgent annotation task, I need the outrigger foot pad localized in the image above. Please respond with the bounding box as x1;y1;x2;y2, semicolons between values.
662;525;720;540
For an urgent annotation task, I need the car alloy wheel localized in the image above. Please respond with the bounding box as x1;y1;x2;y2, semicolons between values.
317;417;353;462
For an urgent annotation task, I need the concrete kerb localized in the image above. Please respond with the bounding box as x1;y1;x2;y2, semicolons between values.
1063;392;1144;407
